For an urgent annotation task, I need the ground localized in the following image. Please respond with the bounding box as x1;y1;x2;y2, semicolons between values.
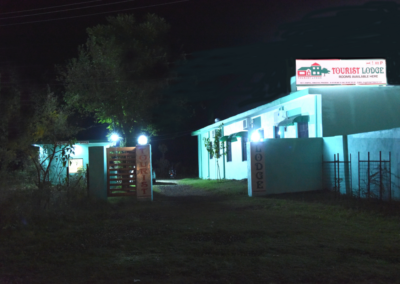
1;179;400;283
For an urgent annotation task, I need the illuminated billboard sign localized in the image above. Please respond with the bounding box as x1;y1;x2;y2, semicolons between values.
296;59;387;86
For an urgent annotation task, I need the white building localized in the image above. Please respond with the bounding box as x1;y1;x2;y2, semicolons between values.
192;67;400;199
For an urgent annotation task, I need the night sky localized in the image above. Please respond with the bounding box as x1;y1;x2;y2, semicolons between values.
1;0;399;175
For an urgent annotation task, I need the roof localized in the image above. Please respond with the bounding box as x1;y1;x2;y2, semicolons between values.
311;63;320;66
191;84;393;136
34;140;111;146
298;67;311;70
191;88;310;136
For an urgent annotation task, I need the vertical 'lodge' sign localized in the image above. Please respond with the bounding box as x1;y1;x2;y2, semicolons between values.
136;144;153;201
250;142;266;196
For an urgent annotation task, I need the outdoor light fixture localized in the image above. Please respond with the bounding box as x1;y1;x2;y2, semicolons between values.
138;135;148;145
110;133;120;142
251;131;261;142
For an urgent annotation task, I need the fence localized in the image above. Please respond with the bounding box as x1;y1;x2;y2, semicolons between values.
358;151;391;201
322;153;352;195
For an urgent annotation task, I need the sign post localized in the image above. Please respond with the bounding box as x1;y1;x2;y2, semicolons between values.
247;141;267;197
136;144;153;201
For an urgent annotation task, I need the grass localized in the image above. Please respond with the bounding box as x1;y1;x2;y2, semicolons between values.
1;178;400;283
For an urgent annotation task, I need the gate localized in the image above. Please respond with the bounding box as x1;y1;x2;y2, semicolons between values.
358;151;391;201
322;153;352;195
106;147;136;197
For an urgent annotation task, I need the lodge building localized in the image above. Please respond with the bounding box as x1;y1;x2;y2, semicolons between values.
192;59;400;199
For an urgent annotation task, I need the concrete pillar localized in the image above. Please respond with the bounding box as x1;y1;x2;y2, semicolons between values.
342;135;351;195
88;146;107;200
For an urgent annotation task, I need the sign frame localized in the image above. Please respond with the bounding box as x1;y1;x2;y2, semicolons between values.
296;59;387;87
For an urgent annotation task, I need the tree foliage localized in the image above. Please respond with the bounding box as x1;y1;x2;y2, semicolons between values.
60;14;172;146
0;71;22;177
27;91;79;202
203;124;225;180
0;69;79;204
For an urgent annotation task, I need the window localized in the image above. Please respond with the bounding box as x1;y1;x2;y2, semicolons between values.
209;142;213;159
252;116;261;129
298;122;309;138
226;141;232;162
241;137;248;161
69;158;83;174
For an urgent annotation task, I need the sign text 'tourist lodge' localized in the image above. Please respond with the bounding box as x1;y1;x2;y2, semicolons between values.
296;59;387;86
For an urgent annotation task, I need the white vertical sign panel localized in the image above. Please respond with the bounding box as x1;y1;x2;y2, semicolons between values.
250;142;266;196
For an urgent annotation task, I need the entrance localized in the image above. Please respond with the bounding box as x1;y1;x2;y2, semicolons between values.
106;147;136;196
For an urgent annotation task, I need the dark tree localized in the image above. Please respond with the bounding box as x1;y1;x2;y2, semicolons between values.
60;14;172;146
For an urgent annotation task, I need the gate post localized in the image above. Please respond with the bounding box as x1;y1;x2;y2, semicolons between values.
88;146;107;200
136;144;153;201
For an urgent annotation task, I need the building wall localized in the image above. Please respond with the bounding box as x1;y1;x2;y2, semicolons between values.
348;127;400;199
310;86;400;137
255;94;321;139
196;94;322;180
38;142;112;185
195;85;400;193
323;136;344;161
263;138;323;194
223;121;248;180
198;132;210;179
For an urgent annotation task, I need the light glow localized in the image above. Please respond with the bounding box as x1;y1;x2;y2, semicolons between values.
110;133;120;142
251;131;261;142
138;135;148;145
73;145;82;156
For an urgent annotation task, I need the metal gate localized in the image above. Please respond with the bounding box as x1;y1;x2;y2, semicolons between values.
322;153;352;195
106;147;136;197
358;151;391;201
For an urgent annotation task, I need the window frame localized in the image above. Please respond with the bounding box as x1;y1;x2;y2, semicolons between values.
297;122;309;138
68;158;84;174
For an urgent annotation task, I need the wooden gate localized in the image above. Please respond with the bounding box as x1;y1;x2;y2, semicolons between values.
106;147;136;196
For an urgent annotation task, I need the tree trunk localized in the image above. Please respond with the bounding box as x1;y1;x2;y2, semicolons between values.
122;124;136;147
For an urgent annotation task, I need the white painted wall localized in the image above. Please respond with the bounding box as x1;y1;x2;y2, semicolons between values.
196;94;322;180
348;127;400;200
38;142;114;185
223;121;248;180
194;85;400;191
262;138;323;194
311;86;400;137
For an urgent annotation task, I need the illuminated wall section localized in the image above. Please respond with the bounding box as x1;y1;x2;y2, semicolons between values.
311;86;400;137
41;141;112;185
348;127;400;200
223;120;248;180
194;92;323;180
